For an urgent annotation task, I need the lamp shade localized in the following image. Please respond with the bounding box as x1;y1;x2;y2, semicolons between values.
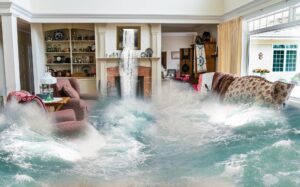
41;72;57;84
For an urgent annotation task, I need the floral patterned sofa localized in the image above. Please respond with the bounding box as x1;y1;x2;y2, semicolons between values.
210;72;295;109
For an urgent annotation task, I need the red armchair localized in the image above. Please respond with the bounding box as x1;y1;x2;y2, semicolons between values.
6;90;86;133
53;78;99;120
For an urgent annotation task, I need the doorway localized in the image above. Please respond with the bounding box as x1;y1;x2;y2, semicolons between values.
161;51;167;69
18;19;34;94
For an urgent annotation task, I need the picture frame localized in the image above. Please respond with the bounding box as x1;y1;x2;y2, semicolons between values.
116;26;141;50
171;51;180;59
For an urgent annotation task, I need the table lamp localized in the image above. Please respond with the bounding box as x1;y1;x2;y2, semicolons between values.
40;72;57;101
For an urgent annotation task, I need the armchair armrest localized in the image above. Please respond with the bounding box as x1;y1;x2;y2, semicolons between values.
61;98;87;121
80;93;99;100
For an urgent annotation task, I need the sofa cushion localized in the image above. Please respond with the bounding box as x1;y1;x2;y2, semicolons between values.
212;72;236;98
69;78;81;94
62;84;80;99
54;78;72;97
201;72;215;92
272;81;295;106
224;76;294;108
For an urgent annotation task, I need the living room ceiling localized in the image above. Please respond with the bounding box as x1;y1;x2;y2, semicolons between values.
0;0;289;23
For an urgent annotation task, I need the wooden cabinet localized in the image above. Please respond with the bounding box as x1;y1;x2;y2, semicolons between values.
204;42;216;72
43;24;96;78
179;48;193;75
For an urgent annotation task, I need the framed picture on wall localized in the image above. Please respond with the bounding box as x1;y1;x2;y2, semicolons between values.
116;26;141;50
171;51;180;59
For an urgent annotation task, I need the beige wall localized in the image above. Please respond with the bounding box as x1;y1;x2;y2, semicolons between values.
30;0;224;15
223;0;254;13
162;33;195;70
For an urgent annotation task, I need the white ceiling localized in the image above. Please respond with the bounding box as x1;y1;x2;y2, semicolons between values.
11;0;254;15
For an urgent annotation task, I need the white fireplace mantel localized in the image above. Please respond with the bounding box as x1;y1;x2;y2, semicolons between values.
96;57;160;96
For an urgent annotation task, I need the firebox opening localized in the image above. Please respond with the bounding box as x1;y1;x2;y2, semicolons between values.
114;76;144;98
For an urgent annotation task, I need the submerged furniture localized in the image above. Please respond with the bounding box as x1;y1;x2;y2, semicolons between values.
53;78;99;120
210;72;295;109
192;74;203;92
6;90;86;133
43;97;70;111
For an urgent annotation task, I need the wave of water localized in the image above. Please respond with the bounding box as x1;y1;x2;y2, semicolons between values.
0;82;300;186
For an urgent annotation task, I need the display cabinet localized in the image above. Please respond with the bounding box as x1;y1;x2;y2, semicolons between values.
44;24;96;78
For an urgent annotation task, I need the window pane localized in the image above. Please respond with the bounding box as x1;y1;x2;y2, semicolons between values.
286;50;297;72
248;21;254;31
282;11;289;23
296;7;300;20
254;20;260;30
273;45;285;49
267;15;275;27
286;45;298;49
260;17;267;28
273;50;284;72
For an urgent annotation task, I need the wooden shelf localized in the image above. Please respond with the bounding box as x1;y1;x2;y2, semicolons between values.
45;40;70;43
73;63;96;65
45;52;70;54
54;76;96;80
46;63;71;66
72;52;95;54
72;40;95;42
97;57;160;60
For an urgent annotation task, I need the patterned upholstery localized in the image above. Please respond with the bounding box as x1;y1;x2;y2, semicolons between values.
53;78;99;120
211;72;236;99
224;76;294;108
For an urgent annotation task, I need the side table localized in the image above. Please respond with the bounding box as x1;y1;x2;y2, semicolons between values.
43;97;70;112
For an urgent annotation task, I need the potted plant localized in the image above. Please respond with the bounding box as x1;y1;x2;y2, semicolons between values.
252;68;270;77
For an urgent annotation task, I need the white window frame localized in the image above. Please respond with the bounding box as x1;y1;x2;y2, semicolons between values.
272;44;298;72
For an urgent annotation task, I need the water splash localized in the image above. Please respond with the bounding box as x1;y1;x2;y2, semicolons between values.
0;81;300;186
119;29;138;99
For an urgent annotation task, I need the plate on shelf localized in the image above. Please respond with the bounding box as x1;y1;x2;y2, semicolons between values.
53;30;64;40
81;65;91;75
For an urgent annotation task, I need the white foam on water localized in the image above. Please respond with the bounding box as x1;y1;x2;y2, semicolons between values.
64;125;106;159
0;81;291;186
272;139;293;148
0;102;107;165
263;174;279;186
15;174;34;183
220;154;247;179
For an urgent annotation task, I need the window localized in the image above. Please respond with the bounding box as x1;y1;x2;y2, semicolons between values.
295;6;300;20
273;49;284;72
273;45;298;72
248;10;289;31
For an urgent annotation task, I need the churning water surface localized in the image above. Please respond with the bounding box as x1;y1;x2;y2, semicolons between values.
1;82;300;187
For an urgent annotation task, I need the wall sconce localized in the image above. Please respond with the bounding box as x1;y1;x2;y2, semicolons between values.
258;52;263;60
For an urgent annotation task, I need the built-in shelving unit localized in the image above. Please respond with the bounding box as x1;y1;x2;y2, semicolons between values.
44;24;96;78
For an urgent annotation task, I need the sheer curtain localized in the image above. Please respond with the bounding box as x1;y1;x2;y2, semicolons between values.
217;17;242;75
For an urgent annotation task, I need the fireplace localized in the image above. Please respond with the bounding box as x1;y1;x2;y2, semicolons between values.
113;76;144;98
106;66;151;97
96;57;161;97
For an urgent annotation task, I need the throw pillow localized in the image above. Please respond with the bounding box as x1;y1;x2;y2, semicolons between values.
62;84;80;99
